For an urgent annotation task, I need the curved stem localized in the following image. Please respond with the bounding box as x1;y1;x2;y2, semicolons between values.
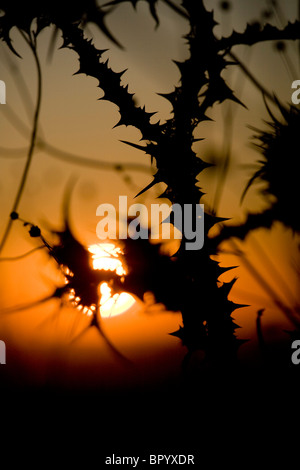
0;31;42;255
0;245;45;262
228;51;276;104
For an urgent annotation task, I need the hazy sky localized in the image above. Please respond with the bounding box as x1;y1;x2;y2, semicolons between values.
0;0;298;223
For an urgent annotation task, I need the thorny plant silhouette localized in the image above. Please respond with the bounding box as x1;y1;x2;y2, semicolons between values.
0;0;300;370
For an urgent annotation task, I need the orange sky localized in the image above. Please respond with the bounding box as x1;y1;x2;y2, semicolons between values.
0;0;299;389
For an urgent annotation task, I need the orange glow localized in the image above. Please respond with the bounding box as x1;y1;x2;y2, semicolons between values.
68;288;96;317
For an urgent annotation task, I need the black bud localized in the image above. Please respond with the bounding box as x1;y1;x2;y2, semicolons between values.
275;41;286;52
10;211;19;220
219;1;231;11
29;225;41;238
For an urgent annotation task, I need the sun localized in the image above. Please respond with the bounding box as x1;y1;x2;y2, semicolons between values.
88;243;136;318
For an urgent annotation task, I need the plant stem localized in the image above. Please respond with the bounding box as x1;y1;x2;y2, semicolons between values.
228;51;276;103
0;31;42;255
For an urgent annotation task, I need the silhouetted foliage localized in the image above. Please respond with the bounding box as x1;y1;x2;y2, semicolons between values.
244;101;300;232
0;0;123;55
212;100;300;247
1;0;300;370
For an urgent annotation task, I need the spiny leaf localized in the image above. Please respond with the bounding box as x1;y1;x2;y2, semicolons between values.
219;20;300;51
103;0;160;27
0;1;123;54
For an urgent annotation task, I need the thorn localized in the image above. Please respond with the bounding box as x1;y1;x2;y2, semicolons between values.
120;140;147;152
134;176;160;198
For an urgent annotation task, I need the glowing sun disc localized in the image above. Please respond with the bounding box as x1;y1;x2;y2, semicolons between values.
88;243;136;318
